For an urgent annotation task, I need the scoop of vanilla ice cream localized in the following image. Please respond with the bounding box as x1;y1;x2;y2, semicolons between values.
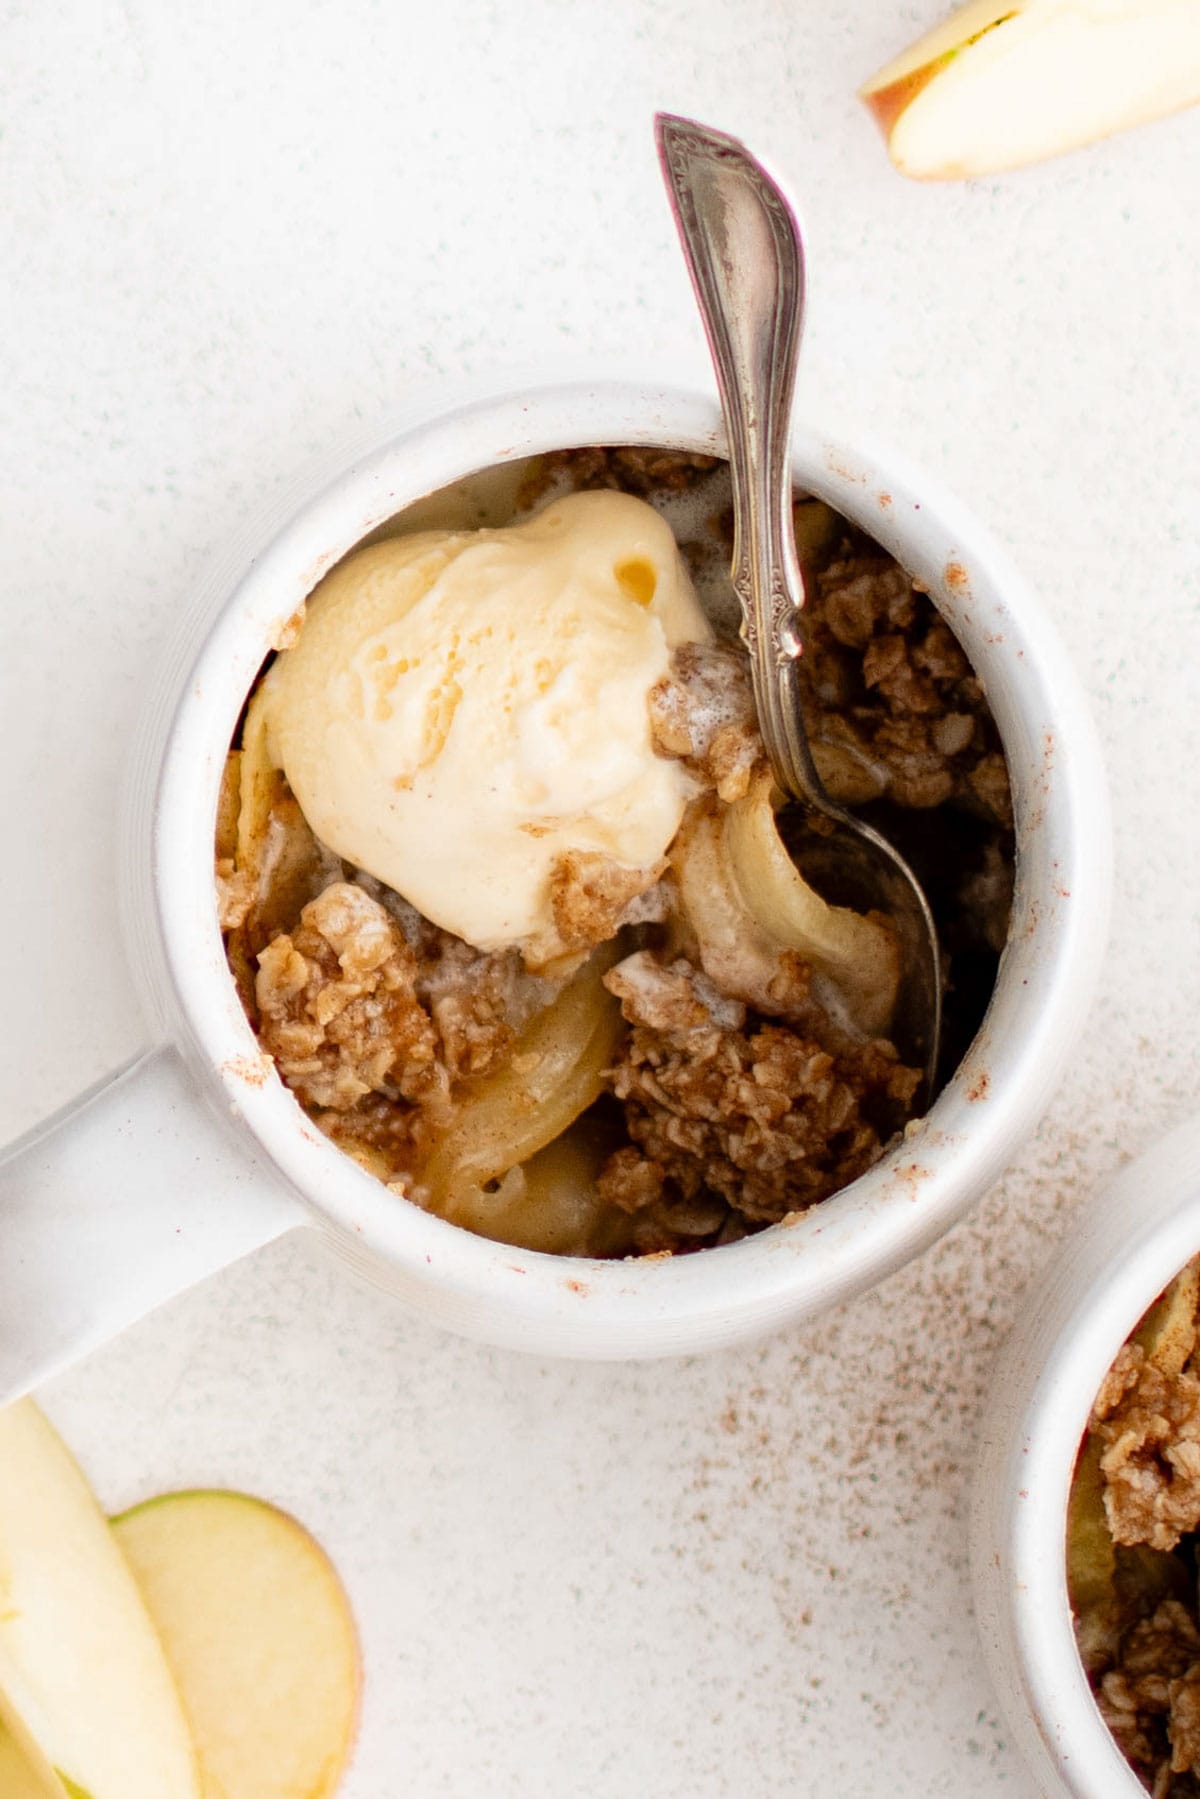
263;488;713;952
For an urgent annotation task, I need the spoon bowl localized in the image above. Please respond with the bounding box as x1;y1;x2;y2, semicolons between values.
656;112;943;1096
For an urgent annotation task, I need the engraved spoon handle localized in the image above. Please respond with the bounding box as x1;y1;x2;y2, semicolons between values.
655;111;821;805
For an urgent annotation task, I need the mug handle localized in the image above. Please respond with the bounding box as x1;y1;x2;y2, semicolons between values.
0;1044;306;1406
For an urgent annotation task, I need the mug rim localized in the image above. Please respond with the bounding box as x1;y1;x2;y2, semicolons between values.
135;376;1112;1355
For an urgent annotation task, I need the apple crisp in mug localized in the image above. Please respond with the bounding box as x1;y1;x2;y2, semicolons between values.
217;446;1014;1258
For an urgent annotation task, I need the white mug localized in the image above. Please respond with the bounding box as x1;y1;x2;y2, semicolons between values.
971;1119;1200;1797
0;376;1111;1399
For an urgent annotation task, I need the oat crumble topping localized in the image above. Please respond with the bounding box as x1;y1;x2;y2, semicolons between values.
1071;1258;1200;1792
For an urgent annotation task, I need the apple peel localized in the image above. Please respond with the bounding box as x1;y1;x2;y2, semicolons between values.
861;0;1200;179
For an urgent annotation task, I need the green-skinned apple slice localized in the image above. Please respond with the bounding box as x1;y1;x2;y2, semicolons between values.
112;1490;360;1799
0;1401;201;1799
861;0;1200;179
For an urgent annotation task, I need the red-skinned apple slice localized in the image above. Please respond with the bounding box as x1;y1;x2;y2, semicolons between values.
112;1490;360;1799
861;0;1200;179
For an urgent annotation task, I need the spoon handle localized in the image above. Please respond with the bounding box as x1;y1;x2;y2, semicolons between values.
655;111;821;806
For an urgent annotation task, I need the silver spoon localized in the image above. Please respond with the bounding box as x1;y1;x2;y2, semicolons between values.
655;111;942;1098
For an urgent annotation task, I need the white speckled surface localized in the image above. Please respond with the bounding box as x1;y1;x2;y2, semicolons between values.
3;3;1200;1792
